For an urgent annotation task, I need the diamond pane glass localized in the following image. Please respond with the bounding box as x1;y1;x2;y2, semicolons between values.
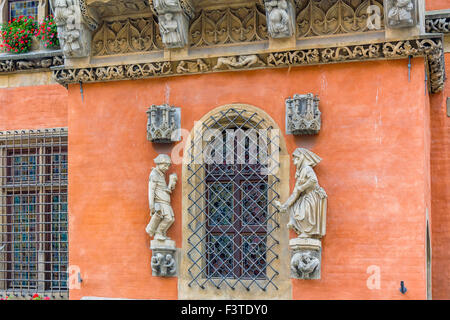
9;1;39;20
207;234;234;278
242;181;268;225
242;234;266;279
207;182;233;226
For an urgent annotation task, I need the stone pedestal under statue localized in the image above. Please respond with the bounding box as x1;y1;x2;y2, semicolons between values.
289;238;321;280
150;239;177;277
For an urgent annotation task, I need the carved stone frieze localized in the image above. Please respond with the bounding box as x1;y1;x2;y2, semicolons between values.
295;0;385;38
425;11;450;34
384;0;418;28
87;0;152;18
189;4;268;47
0;55;64;74
52;36;445;93
286;93;321;135
146;104;181;143
92;16;163;56
263;0;296;38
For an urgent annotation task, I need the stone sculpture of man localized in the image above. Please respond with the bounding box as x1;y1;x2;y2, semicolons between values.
266;0;291;37
146;154;177;240
160;13;182;47
388;0;414;26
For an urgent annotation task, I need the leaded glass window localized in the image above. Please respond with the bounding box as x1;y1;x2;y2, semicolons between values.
187;108;280;291
0;128;68;299
8;0;39;20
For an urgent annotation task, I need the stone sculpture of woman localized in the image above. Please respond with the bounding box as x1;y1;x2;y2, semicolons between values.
276;148;327;239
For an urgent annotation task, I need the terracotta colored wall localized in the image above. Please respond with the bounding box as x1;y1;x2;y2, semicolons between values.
430;53;450;300
67;58;429;300
0;84;68;131
426;0;449;11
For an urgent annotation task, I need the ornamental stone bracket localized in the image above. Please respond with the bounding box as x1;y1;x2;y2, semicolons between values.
286;93;321;135
51;0;94;59
262;0;296;39
52;35;446;94
425;10;450;34
146;104;181;143
150;0;194;49
150;239;177;277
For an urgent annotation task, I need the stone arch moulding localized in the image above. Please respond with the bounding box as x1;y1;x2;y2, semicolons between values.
179;103;292;300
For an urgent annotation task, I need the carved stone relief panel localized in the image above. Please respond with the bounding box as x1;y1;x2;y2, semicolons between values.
384;0;418;28
286;93;321;135
189;3;268;48
151;0;192;48
295;0;385;38
92;16;163;56
146;104;181;143
263;0;296;38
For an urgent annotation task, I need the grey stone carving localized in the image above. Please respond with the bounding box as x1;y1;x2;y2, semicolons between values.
0;54;64;74
213;55;265;70
146;105;181;143
264;0;295;38
286;94;321;135
152;0;190;48
150;240;177;277
146;154;177;240
385;0;418;28
146;154;178;277
276;148;327;279
52;0;92;57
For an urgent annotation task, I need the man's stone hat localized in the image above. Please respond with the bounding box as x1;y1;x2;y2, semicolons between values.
154;154;172;164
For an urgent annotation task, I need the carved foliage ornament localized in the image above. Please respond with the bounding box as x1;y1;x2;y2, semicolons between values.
92;17;163;56
425;15;450;33
295;0;385;38
52;37;445;93
190;4;268;47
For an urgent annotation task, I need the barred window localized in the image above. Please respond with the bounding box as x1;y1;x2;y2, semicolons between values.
187;107;281;291
0;128;68;299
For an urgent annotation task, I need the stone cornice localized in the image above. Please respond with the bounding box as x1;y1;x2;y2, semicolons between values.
0;50;64;74
52;34;445;93
425;10;450;34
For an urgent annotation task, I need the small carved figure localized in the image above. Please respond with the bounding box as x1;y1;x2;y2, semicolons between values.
266;0;291;37
388;0;414;26
213;55;265;70
160;13;182;47
162;254;176;276
176;59;209;73
153;0;179;12
276;148;327;238
146;154;177;240
16;60;35;70
291;251;320;278
151;252;164;274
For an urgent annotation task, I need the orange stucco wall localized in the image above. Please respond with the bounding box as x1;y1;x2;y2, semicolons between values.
426;0;450;11
0;84;67;131
67;58;429;300
430;53;450;300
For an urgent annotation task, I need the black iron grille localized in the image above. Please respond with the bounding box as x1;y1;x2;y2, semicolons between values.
0;128;68;298
187;108;280;291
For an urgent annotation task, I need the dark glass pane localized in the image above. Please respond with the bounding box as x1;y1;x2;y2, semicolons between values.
242;181;268;225
207;234;234;278
207;182;233;226
242;234;266;279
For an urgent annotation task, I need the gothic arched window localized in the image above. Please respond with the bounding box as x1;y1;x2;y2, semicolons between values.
184;106;284;292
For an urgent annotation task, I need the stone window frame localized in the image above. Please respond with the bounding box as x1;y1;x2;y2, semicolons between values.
179;104;292;299
0;128;68;300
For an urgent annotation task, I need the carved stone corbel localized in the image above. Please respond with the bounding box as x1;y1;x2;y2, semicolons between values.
263;0;296;38
51;0;92;58
150;0;194;49
146;104;181;143
286;93;321;135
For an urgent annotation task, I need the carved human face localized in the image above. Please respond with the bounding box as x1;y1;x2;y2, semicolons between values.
157;162;170;173
293;154;304;169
